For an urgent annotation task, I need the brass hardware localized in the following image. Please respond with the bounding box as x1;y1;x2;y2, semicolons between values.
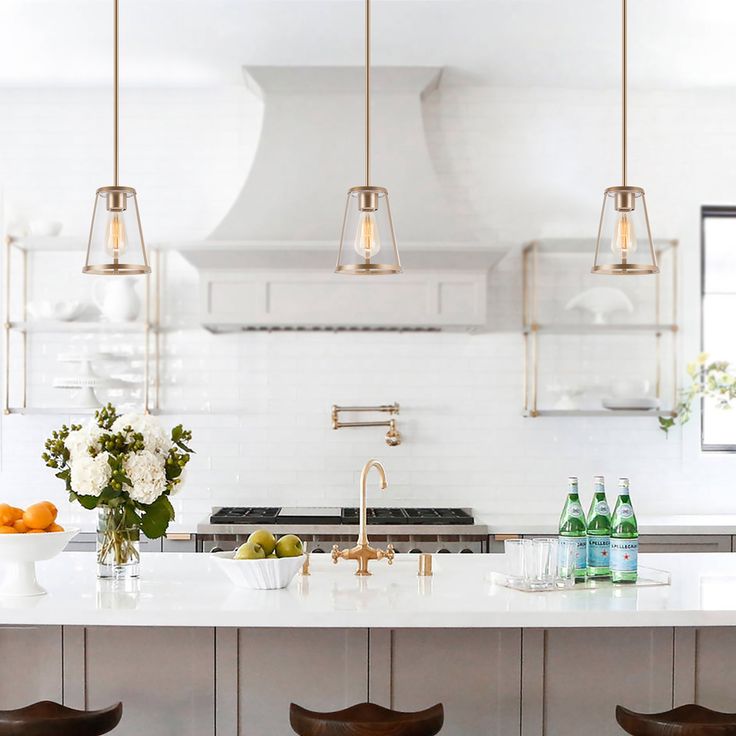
332;404;401;446
165;533;191;541
331;459;395;576
301;554;311;577
494;534;521;541
418;553;433;577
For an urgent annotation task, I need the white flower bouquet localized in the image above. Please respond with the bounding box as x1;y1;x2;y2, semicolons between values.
43;404;193;574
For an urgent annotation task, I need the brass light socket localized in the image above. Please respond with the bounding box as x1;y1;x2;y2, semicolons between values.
614;189;635;212
358;190;379;212
106;189;128;212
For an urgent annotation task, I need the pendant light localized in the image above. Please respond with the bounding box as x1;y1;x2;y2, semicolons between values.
83;0;150;276
592;0;658;276
335;0;401;275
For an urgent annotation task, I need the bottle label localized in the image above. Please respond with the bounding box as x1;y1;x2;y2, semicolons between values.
594;501;610;516
559;536;587;571
617;504;634;519
568;503;584;518
587;536;610;567
611;538;638;572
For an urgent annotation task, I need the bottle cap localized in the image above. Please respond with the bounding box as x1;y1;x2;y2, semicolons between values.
618;477;630;488
568;476;579;483
594;475;604;482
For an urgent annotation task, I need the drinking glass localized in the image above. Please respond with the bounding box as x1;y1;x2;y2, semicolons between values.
529;538;554;590
504;538;531;586
555;537;577;588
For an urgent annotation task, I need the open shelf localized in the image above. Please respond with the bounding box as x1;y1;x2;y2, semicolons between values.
8;320;149;334
523;323;678;335
523;409;676;418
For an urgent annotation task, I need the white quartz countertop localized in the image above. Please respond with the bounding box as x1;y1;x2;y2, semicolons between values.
4;552;736;628
481;514;736;536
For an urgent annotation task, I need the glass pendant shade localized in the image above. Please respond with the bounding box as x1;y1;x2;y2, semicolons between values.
591;186;658;275
335;186;401;275
83;186;150;275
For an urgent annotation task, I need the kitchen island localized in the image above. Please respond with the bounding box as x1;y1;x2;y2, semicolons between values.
2;552;736;736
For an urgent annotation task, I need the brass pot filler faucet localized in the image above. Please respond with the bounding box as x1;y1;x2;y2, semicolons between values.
331;404;401;447
331;459;395;576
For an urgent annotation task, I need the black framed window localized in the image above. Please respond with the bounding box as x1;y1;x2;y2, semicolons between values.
701;206;736;451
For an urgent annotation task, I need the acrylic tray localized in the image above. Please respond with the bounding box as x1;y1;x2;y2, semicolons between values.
489;566;671;593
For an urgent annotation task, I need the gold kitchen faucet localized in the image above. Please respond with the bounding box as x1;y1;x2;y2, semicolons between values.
331;459;395;576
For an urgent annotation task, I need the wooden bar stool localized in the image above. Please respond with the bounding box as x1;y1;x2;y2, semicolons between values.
0;701;122;736
617;704;736;736
290;703;444;736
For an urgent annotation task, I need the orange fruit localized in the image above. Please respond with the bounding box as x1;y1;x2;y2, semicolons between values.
23;503;54;531
0;525;18;534
12;520;27;533
9;507;23;522
46;523;64;533
26;529;44;534
0;504;14;526
40;501;58;522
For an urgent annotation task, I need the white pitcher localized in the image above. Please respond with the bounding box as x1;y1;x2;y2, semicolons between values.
93;279;141;323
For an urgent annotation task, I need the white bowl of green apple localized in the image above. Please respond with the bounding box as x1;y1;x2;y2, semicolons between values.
213;530;306;590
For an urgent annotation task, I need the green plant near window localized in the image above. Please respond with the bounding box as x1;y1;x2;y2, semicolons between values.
660;353;736;435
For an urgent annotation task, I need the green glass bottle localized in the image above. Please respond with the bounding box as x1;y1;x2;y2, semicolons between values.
586;475;611;579
558;476;587;583
610;477;638;584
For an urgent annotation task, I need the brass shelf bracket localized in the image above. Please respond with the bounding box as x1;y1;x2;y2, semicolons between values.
331;403;401;446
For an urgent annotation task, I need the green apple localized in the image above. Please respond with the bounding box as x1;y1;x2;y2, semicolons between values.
234;541;265;560
247;529;277;557
275;534;304;558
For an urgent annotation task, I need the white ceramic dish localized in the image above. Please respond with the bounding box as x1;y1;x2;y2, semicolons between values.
27;300;83;322
0;528;79;597
602;396;659;411
564;287;634;325
213;551;305;590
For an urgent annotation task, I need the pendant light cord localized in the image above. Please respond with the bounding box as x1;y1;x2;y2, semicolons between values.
365;0;370;188
622;0;627;187
114;0;119;187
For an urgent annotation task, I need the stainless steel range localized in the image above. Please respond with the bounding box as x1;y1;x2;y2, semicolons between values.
196;507;489;554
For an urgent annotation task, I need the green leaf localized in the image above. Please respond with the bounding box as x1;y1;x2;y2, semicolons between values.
140;494;175;539
175;440;193;453
76;494;101;510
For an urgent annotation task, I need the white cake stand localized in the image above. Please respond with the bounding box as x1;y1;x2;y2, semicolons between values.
0;529;79;596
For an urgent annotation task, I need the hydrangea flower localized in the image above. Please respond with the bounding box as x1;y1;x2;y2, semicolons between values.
70;452;112;497
111;413;172;456
124;450;167;505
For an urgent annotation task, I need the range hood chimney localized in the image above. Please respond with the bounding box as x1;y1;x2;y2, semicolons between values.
209;65;471;252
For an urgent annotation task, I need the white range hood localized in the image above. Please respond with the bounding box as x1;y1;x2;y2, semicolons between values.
179;65;502;331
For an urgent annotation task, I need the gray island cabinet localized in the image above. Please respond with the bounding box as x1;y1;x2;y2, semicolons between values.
2;553;736;736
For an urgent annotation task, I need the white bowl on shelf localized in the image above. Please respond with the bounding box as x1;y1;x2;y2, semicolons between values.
213;551;305;590
27;300;84;322
0;529;79;597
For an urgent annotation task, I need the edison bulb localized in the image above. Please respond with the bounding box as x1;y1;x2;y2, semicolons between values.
610;212;637;260
105;212;127;260
353;212;381;260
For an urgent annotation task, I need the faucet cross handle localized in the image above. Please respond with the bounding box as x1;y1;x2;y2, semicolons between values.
379;543;395;565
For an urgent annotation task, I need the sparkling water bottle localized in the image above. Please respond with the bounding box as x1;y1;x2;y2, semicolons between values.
559;476;587;583
586;476;611;579
611;478;638;584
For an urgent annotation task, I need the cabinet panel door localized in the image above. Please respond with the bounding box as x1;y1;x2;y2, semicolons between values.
692;627;736;710
238;628;368;735
381;629;521;736
639;535;732;553
536;628;673;736
0;626;62;707
84;627;215;736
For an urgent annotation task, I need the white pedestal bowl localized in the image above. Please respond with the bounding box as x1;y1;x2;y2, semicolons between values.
0;529;79;596
213;552;305;590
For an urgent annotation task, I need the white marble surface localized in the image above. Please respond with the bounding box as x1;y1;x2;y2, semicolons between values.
2;552;736;628
480;514;736;536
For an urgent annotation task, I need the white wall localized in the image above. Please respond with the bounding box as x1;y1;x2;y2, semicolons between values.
0;81;734;521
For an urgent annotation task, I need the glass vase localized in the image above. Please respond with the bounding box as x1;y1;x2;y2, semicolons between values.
97;506;140;579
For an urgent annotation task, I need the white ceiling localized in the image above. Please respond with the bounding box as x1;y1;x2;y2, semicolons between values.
1;0;736;89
